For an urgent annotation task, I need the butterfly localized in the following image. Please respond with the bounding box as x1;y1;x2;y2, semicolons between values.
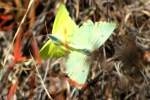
40;3;116;88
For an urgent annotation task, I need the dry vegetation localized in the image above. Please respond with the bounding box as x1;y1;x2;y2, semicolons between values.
0;0;150;100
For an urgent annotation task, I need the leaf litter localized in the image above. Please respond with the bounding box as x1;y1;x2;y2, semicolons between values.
0;0;150;99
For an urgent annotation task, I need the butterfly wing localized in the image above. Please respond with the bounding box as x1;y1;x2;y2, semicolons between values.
66;51;90;86
92;21;116;49
66;20;116;87
40;4;77;59
52;4;77;42
40;40;66;58
70;20;116;52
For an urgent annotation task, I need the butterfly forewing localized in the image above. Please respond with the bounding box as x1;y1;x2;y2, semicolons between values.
93;22;116;49
40;4;78;59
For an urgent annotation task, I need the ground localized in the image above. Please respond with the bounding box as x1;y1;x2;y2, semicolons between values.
0;0;150;100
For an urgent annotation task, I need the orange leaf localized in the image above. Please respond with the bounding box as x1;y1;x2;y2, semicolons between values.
0;15;12;21
144;50;150;63
65;77;86;89
7;80;18;100
13;33;26;63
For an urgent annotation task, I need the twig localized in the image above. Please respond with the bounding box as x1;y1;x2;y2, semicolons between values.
31;55;53;100
3;0;35;66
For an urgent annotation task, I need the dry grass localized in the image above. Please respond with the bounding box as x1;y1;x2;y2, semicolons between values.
0;0;150;99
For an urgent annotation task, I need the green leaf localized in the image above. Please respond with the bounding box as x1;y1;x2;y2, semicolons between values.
40;3;77;59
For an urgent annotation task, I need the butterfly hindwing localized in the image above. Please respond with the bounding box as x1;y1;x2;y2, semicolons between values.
66;51;90;85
